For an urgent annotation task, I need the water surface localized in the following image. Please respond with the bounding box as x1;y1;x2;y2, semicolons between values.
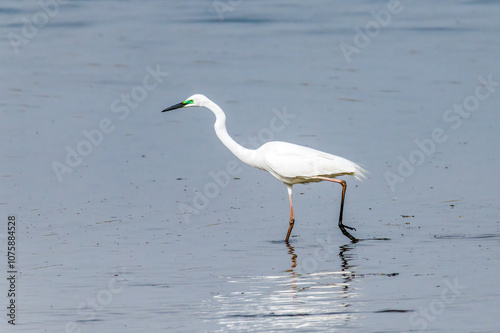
1;0;500;332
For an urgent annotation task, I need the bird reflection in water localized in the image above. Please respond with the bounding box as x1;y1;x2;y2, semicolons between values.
285;242;298;272
338;243;357;313
339;243;357;288
284;242;299;297
205;242;360;331
284;240;358;322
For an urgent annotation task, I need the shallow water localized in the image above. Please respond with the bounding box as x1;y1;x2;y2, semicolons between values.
1;0;500;332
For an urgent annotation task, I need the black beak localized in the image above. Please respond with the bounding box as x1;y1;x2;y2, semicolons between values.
162;102;185;112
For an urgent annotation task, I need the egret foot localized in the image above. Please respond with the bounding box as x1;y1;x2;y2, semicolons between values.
339;222;358;242
341;224;356;231
285;217;295;243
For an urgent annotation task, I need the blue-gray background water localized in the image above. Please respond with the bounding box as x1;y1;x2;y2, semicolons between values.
1;0;500;332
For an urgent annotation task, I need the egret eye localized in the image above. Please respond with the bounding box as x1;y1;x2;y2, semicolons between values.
183;99;194;105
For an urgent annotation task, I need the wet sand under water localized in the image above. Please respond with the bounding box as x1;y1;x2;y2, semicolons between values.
1;0;500;332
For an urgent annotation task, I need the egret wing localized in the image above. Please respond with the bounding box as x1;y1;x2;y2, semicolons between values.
259;142;358;179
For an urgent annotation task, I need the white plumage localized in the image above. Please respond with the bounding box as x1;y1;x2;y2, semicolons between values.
256;141;366;185
162;94;366;242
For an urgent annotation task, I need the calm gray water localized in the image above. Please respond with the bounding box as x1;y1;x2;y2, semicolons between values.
1;0;500;332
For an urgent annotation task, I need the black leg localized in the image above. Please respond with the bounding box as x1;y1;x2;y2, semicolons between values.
315;177;358;242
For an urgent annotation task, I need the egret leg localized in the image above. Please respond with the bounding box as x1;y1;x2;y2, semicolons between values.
285;185;295;242
315;177;358;242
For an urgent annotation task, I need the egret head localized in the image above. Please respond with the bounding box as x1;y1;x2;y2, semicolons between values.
162;94;208;112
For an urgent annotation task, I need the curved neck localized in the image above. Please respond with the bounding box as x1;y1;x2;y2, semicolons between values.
203;99;255;165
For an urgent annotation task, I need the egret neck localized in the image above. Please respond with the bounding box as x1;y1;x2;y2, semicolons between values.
204;99;257;167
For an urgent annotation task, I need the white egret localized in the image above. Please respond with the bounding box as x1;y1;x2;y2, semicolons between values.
162;94;366;242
